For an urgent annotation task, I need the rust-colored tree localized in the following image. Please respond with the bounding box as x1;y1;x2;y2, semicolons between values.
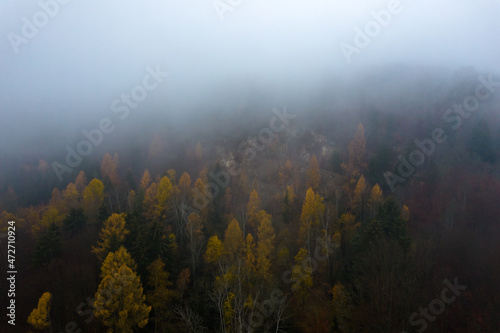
223;218;244;264
74;170;87;194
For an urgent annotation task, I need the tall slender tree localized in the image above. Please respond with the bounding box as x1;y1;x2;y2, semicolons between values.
92;213;130;262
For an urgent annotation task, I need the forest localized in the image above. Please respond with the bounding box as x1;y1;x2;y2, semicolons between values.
2;1;500;332
1;65;500;332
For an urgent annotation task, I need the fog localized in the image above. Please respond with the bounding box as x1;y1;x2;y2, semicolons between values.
3;3;500;331
0;0;499;164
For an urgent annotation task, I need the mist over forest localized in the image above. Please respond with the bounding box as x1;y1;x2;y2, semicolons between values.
1;1;500;332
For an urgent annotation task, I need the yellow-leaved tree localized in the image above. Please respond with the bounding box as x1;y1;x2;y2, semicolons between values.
92;213;130;262
299;188;325;254
204;235;223;267
27;292;51;331
63;182;80;210
178;172;192;202
82;178;105;222
223;218;244;264
140;169;152;190
368;183;383;219
99;246;137;278
223;292;235;332
352;175;367;223
156;176;173;220
94;247;151;333
246;189;261;230
244;233;257;275
256;210;275;281
291;248;312;298
352;175;366;210
41;206;63;228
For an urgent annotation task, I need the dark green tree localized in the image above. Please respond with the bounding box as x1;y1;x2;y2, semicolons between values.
125;212;151;277
148;221;177;273
357;198;409;251
33;223;63;266
368;147;391;185
63;207;86;235
97;202;110;226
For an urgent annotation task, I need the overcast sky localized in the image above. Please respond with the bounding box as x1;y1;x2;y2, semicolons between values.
0;0;499;159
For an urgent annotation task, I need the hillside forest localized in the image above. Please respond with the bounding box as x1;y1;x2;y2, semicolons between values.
1;66;500;332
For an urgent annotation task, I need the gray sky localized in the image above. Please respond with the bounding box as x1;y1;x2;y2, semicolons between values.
0;0;499;159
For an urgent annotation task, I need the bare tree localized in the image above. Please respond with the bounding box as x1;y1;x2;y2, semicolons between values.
174;305;207;333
